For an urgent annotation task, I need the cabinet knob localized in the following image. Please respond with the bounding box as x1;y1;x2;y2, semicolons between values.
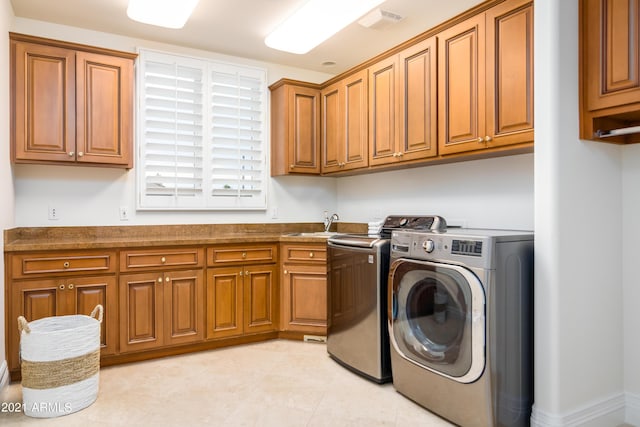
309;252;314;258
161;257;166;263
158;277;163;283
245;270;249;276
284;270;288;275
289;164;294;169
477;137;484;143
239;270;243;276
78;151;84;157
484;136;493;142
63;261;70;268
68;284;74;290
68;151;75;157
242;252;247;259
59;284;65;290
165;277;170;282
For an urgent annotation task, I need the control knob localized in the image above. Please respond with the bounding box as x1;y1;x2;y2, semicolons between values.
422;239;435;253
399;218;408;226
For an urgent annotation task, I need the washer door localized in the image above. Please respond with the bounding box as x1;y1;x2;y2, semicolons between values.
389;258;485;383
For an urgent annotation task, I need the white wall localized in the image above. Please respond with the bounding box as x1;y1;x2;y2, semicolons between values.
533;1;626;425
623;144;640;425
0;0;15;388
336;153;534;229
11;18;338;227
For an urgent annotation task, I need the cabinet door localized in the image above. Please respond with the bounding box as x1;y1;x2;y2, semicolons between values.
342;70;369;171
71;275;118;356
399;37;438;161
369;55;400;166
12;41;76;163
76;52;133;167
206;267;243;339
9;279;61;370
164;269;204;345
243;264;278;334
485;0;534;148
288;85;321;173
281;264;327;334
119;272;164;352
584;0;640;111
438;14;486;155
321;82;342;173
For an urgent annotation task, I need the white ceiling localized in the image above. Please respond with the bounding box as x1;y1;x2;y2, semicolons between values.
10;0;482;74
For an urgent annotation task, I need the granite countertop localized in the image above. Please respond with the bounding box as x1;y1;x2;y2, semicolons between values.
4;223;367;252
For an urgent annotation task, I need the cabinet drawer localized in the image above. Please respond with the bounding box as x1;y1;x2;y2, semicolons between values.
11;251;116;279
120;247;204;272
281;244;327;263
207;244;277;266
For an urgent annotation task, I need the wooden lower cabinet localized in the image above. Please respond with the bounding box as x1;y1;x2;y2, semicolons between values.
281;264;327;334
206;264;278;339
119;269;204;353
8;275;117;371
280;238;328;337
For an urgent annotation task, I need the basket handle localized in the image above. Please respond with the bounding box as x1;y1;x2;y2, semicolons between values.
17;316;31;334
90;304;104;323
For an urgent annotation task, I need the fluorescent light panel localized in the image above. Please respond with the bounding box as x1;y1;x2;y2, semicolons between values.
127;0;200;29
265;0;386;54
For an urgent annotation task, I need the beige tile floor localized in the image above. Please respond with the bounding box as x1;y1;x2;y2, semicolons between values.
0;339;454;427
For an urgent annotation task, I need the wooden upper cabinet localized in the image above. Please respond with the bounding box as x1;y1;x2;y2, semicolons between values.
270;80;321;175
485;0;534;148
10;33;136;168
321;70;369;173
399;36;438;161
76;52;133;166
580;0;640;142
439;0;533;155
369;55;400;165
438;14;487;155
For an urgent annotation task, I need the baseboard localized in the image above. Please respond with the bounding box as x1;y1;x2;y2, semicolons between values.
626;392;640;426
531;392;626;427
0;360;9;391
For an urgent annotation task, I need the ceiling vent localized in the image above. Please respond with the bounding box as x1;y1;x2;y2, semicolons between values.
358;8;403;30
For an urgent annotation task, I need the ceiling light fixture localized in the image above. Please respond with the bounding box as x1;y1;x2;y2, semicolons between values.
127;0;200;29
265;0;386;54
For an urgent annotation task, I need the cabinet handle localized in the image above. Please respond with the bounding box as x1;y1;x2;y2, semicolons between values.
242;252;247;259
161;257;166;263
309;252;314;258
245;270;249;276
63;261;70;268
158;277;163;283
68;151;75;157
165;277;170;283
59;284;65;290
484;136;493;142
78;151;84;157
239;270;243;276
397;152;403;157
477;137;484;143
68;284;74;290
284;270;288;275
289;164;294;169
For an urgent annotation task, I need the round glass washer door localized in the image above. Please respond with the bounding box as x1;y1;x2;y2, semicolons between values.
389;259;485;383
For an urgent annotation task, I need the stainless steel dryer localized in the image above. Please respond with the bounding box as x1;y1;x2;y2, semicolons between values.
388;229;534;427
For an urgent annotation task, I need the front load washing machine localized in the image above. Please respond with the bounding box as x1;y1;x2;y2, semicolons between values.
388;229;533;427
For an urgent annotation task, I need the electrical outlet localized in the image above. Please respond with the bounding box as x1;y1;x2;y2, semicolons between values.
48;206;59;221
119;206;129;221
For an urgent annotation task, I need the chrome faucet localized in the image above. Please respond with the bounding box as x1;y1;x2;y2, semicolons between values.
324;211;339;232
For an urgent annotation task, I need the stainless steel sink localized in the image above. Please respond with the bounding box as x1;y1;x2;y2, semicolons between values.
285;231;337;238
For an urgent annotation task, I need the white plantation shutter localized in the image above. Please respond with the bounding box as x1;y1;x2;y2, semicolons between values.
137;50;267;210
210;64;265;208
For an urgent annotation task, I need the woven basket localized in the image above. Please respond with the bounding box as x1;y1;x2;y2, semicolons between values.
18;305;102;418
